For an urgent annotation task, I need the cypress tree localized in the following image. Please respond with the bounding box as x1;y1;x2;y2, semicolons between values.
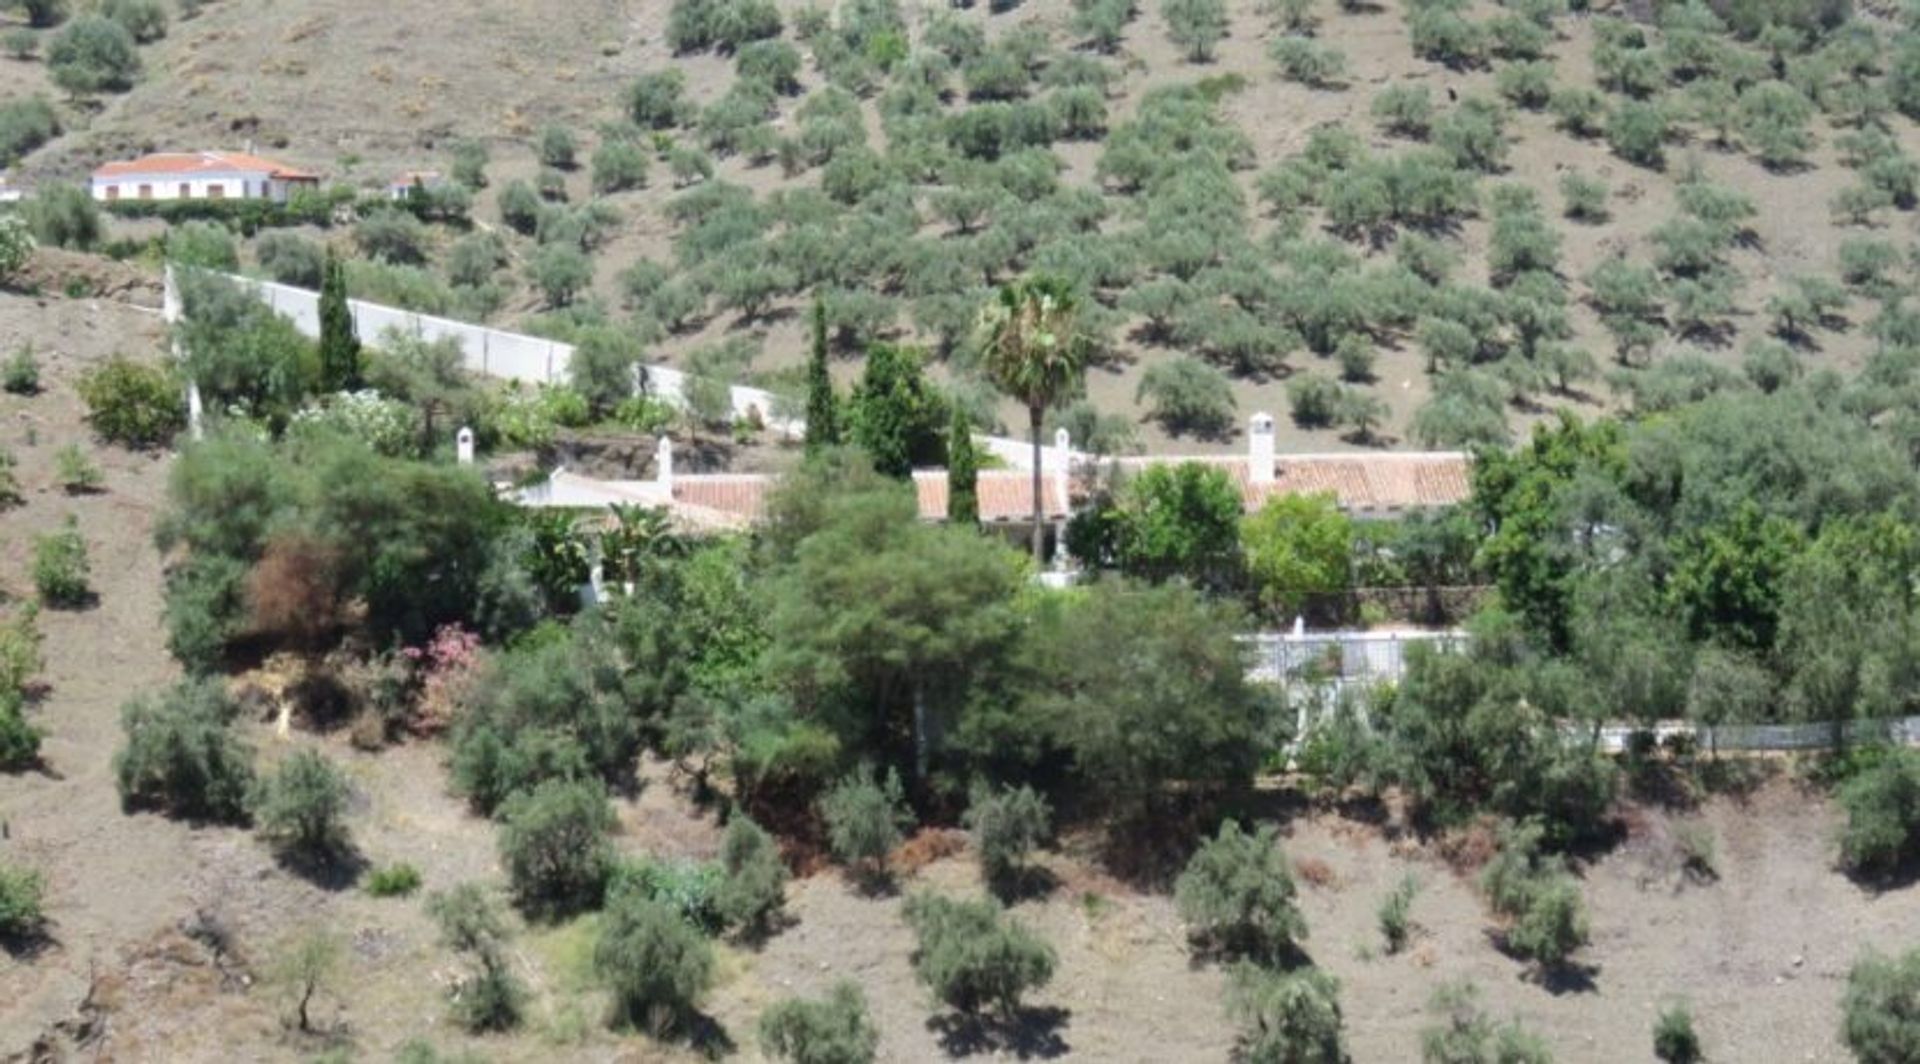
318;248;362;392
947;405;979;526
804;300;840;455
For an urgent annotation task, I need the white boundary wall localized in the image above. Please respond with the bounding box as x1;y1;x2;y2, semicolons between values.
181;268;804;435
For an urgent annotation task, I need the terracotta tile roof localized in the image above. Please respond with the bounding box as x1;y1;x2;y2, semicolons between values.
1111;453;1473;514
664;453;1470;527
93;151;318;181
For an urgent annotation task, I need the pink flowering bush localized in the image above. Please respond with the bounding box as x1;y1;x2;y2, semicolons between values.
401;624;483;736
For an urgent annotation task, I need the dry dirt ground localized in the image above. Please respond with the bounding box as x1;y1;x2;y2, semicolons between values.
6;1;1910;456
0;296;1911;1063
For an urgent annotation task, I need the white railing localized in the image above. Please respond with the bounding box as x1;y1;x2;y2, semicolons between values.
1245;629;1467;687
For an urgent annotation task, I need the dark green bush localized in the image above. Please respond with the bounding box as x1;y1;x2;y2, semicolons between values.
715;815;788;933
594;892;715;1034
497;778;615;918
32;516;89;607
903;892;1056;1019
364;862;423;898
759;981;878;1064
113;678;254;822
1843;948;1920;1064
1227;965;1348;1064
1174;819;1307;965
1837;748;1920;878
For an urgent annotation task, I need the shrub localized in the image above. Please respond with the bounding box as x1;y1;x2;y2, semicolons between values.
427;883;525;1032
1410;9;1484;69
1433;98;1508;173
528;244;592;307
1654;1001;1702;1064
595;892;715;1034
47;14;139;95
759;981;879;1064
498;778;615;918
1608;100;1670;168
1288;373;1342;429
0;97;60;169
113;678;254;821
0;861;46;940
54;443;102;493
1560;171;1609;222
538;124;577;170
0;215;33;283
78;355;183;449
1837;748;1920;878
1496;61;1554;110
630;69;690;129
1136;357;1236;438
1163;0;1227;62
1271;36;1346;88
24;182;101;250
364;862;423;898
1843;948;1920;1064
1378;873;1419;954
1227;965;1348;1064
715;815;788;933
903;892;1056;1019
99;0;166;41
1739;80;1814;170
33;516;90;607
3;28;38;59
1420;980;1552;1064
963;782;1052;893
819;765;913;884
0;694;41;770
450;139;488;190
1549;85;1608;138
355;208;429;265
1505;876;1588;966
1373;84;1435;138
254;231;324;288
165;219;237;271
3;344;39;396
251;748;351;861
1175;819;1306;965
592;139;649;194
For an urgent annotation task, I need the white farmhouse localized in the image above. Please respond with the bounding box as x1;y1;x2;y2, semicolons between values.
90;150;319;204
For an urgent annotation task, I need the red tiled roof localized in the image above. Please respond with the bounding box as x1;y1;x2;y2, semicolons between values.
666;453;1470;526
93;151;318;181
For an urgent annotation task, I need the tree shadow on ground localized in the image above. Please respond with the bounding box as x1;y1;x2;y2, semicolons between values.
927;1005;1070;1060
1483;929;1600;995
987;865;1061;906
1;923;56;961
274;844;370;892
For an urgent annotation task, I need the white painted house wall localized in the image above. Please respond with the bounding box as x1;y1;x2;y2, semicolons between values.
92;171;308;204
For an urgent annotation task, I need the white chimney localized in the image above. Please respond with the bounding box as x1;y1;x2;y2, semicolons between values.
456;426;475;466
656;435;675;493
1249;412;1276;485
1052;427;1071;518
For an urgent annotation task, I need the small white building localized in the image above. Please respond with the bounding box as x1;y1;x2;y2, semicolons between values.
90;151;319;204
386;170;447;201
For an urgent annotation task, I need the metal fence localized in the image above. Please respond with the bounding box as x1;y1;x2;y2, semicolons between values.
1245;629;1467;688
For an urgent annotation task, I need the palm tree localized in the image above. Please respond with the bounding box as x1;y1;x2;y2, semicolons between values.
978;276;1089;564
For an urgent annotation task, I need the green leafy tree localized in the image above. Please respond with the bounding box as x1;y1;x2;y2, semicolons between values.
1115;461;1243;587
902;892;1056;1019
317;248;362;393
595;892;715;1035
1175;819;1307;965
759;981;879;1064
849;343;947;478
1226;964;1349;1064
978;276;1089;563
1241;492;1353;617
1017;580;1262;812
947;405;979;526
47;14;138;95
805;300;841;454
497;778;615;918
251;748;351;861
269;930;342;1034
1843;948;1920;1064
1608;100;1670;168
1137;357;1236;439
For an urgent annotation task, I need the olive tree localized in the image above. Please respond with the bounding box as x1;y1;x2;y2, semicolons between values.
902;892;1056;1020
1163;0;1227;62
759;981;879;1064
1175;819;1307;965
1844;948;1920;1064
